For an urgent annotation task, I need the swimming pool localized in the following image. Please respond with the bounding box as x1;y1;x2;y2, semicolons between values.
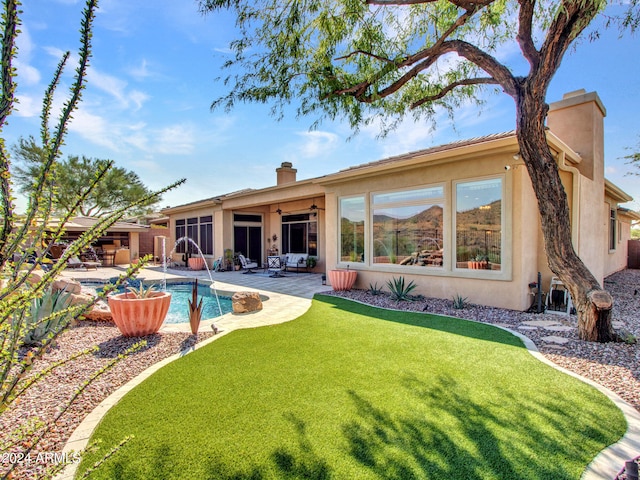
163;283;233;324
90;281;234;324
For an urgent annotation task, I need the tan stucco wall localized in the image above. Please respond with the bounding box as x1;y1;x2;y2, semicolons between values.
322;147;540;311
169;205;220;267
604;206;634;276
128;232;140;262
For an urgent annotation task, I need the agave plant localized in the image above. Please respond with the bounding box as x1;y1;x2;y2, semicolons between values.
368;282;384;296
386;276;417;302
452;294;468;310
21;288;74;346
126;283;158;299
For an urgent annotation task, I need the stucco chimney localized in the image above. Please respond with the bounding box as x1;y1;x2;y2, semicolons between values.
547;89;606;180
276;162;297;185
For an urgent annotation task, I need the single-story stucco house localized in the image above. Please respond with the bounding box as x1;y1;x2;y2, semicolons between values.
161;89;640;311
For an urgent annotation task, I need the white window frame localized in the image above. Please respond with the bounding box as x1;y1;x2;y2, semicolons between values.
453;175;506;276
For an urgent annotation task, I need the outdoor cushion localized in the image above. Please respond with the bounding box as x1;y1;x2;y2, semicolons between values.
284;253;308;271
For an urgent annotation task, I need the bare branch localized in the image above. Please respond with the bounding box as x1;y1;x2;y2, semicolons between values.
535;0;601;92
411;77;498;108
516;0;540;72
331;39;517;104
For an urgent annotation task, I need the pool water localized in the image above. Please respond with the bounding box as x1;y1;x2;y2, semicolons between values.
163;283;233;324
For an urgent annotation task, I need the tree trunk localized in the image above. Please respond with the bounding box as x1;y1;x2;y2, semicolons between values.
515;89;615;342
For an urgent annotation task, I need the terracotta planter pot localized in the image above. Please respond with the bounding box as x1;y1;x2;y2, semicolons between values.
328;269;358;291
108;291;171;336
188;257;205;270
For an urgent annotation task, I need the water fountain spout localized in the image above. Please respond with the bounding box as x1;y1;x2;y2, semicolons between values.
163;236;222;331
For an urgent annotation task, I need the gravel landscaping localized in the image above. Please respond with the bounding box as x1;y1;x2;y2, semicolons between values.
0;269;637;479
0;323;215;480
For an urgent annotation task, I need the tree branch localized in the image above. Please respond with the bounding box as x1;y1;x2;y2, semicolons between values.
411;77;499;108
535;0;601;92
331;39;517;104
516;0;540;72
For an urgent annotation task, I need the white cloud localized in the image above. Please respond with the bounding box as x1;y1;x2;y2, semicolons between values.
14;95;43;118
128;59;153;81
154;125;195;155
606;166;618;175
44;46;70;62
87;68;149;110
295;131;339;158
13;25;41;86
68;107;118;150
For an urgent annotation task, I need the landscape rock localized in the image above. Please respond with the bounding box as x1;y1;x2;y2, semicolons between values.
84;301;113;322
52;277;82;294
68;292;95;307
232;291;263;313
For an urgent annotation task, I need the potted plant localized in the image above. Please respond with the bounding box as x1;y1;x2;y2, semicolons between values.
328;265;358;291
224;248;234;271
306;256;317;270
468;254;489;269
108;283;171;337
188;255;206;270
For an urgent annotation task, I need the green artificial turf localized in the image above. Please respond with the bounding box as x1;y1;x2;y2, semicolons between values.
78;295;626;479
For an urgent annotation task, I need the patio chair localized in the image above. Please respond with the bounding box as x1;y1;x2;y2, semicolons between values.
67;256;101;270
238;254;258;274
267;255;286;278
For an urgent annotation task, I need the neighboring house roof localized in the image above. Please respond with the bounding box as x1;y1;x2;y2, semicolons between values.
617;207;640;222
48;216;149;232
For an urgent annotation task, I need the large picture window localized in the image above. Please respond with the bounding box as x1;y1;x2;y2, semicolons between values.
372;186;444;267
340;196;365;263
455;178;502;270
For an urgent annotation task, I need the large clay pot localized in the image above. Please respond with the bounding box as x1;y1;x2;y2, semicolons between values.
188;257;205;270
328;269;358;291
108;291;171;336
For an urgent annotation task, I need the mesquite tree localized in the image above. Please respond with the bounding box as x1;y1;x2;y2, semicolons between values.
200;0;639;342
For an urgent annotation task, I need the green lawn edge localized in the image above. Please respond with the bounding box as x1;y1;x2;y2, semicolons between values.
77;295;626;480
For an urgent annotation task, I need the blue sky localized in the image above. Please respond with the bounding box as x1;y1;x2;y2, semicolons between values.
6;0;640;213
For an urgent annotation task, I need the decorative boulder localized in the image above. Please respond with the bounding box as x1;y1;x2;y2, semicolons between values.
84;301;113;322
52;278;82;294
232;291;263;314
27;270;45;285
68;292;95;306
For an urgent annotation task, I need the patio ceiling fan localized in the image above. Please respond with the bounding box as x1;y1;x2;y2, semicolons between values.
309;199;325;211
